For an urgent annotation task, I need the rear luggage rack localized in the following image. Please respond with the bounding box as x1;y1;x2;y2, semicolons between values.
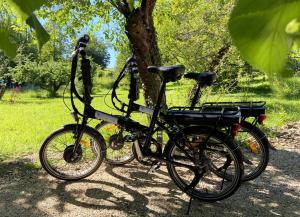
202;101;266;117
168;105;240;114
203;101;266;107
165;106;241;127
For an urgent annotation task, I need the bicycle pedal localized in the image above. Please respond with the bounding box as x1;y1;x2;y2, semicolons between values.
146;162;161;174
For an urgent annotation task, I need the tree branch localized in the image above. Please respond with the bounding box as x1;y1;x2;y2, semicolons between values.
122;0;130;10
208;43;230;72
109;0;131;16
141;0;157;16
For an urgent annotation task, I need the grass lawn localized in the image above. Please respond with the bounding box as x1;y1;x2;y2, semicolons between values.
1;76;300;159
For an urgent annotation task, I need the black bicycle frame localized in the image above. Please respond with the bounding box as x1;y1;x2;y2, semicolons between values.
69;39;198;170
110;59;240;136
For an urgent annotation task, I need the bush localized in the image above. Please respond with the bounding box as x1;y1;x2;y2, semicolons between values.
11;57;70;97
93;68;117;91
272;77;300;99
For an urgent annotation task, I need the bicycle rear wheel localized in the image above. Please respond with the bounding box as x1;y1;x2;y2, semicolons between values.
39;125;105;181
165;127;243;202
95;121;135;165
235;121;269;181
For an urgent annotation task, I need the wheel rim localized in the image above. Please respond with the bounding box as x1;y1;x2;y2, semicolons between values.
235;126;265;179
169;134;240;200
43;130;101;178
98;123;134;163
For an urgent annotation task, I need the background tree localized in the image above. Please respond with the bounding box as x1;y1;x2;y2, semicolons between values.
11;58;70;97
1;0;300;96
86;39;110;68
8;30;110;97
38;0;163;107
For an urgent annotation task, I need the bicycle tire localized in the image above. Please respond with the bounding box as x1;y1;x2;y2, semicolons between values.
95;121;135;165
238;121;269;181
39;124;106;181
165;126;243;202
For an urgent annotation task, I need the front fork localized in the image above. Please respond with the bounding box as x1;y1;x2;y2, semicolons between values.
71;111;87;156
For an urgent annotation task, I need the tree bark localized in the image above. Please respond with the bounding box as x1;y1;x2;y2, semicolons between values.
0;84;6;100
125;8;163;107
110;0;163;107
208;43;230;72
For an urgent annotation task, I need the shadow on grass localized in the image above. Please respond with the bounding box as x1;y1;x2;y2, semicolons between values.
267;101;300;115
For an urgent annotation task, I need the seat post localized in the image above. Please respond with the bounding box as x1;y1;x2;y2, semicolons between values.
143;79;167;152
190;83;202;109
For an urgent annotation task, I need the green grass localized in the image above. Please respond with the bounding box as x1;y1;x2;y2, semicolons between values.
1;77;300;159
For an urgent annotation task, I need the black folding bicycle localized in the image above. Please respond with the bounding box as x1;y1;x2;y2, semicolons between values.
39;36;244;202
97;56;270;182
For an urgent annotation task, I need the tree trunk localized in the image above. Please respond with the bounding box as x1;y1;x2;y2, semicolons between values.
0;84;6;100
208;44;230;72
124;7;164;107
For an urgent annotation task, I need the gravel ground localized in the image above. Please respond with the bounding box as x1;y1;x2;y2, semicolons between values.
0;122;299;217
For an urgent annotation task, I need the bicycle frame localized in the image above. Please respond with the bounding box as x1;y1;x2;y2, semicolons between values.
109;59;241;137
69;39;206;170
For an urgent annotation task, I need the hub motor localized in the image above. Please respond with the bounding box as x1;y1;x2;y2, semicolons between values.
63;145;83;163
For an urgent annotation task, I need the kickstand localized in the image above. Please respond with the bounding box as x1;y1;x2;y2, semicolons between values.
186;186;196;215
146;161;159;175
146;164;153;175
186;195;193;215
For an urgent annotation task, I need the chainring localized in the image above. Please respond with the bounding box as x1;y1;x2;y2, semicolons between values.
108;133;125;150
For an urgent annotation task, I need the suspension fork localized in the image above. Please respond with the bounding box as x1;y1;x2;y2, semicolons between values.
72;102;91;155
72;116;87;155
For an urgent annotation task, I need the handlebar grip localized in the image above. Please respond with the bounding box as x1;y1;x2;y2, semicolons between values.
75;34;90;50
78;34;90;44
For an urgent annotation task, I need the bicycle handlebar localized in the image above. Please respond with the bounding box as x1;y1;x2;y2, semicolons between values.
75;34;90;50
70;35;92;117
111;55;140;113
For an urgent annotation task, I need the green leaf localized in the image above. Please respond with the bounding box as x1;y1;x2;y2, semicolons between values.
286;19;300;37
128;0;134;11
0;27;17;58
229;0;300;77
0;0;49;56
7;0;45;20
26;14;50;49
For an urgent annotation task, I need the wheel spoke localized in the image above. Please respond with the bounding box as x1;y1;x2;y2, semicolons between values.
41;128;103;180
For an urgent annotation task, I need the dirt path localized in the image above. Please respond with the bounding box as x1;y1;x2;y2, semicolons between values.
0;123;299;217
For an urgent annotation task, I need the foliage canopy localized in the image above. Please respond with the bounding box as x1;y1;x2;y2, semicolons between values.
1;0;300;78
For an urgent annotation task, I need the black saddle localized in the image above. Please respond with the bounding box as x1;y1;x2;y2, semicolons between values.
184;71;216;87
148;65;185;82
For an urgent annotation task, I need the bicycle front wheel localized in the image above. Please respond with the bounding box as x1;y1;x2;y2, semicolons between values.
39;125;105;181
165;127;243;202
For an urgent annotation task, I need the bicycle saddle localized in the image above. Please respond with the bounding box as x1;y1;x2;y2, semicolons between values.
148;65;185;83
184;71;216;87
